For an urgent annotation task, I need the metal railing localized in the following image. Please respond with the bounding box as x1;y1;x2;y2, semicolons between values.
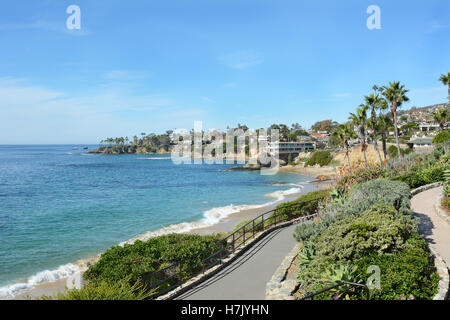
300;281;370;300
141;197;323;299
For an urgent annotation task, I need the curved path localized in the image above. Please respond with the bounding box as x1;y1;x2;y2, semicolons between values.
176;224;298;300
176;186;448;300
412;186;450;268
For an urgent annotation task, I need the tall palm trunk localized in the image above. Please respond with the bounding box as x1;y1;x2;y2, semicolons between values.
448;84;450;107
361;129;367;168
373;134;383;166
345;140;352;174
371;111;383;166
381;131;387;161
391;101;401;158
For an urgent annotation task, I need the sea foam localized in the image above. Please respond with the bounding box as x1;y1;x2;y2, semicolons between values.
0;263;80;299
120;184;304;246
2;184;304;298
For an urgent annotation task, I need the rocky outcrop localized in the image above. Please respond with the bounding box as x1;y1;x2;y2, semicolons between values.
88;146;172;155
226;159;289;172
227;163;261;171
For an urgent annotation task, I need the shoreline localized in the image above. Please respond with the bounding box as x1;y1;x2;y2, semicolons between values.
278;164;339;180
5;172;332;300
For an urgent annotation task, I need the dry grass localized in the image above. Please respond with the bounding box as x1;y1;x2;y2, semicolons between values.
333;145;385;173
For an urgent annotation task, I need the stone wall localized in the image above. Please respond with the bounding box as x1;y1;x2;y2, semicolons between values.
265;243;300;300
435;191;450;226
410;182;444;196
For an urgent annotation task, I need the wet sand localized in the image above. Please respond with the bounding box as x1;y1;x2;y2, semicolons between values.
278;165;339;179
191;181;330;235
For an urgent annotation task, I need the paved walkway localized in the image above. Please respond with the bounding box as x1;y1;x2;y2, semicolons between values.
412;186;450;268
176;224;298;300
176;187;448;300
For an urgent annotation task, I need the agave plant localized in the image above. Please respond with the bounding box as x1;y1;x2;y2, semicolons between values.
444;168;450;197
330;188;346;205
297;242;315;269
319;264;364;299
321;264;360;284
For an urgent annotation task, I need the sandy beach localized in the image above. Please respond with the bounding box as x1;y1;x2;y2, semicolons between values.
9;172;332;300
279;164;339;180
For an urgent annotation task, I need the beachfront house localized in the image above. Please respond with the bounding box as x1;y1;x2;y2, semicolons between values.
268;141;315;159
406;137;433;149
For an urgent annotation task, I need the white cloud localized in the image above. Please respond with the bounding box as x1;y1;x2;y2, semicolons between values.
201;97;214;102
219;51;264;70
0;78;204;143
427;21;447;33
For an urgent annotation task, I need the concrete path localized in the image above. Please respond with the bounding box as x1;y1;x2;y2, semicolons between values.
176;224;298;300
412;186;450;268
176;187;448;300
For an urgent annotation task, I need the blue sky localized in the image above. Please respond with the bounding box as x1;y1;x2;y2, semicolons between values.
0;0;449;144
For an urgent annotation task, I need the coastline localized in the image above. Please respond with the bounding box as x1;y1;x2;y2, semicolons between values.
278;164;339;180
6;172;332;300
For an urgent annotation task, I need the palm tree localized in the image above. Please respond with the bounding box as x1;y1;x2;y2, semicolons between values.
332;123;357;173
432;108;449;131
376;113;393;161
382;81;410;157
363;91;386;165
349;105;369;168
439;72;450;106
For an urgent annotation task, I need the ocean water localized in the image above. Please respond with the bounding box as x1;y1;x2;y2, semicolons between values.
0;145;310;297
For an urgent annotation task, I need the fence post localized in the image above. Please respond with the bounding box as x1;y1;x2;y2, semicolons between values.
243;225;246;245
232;233;235;253
253;220;255;238
262;215;264;230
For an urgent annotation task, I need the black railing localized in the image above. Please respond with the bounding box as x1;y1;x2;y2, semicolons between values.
300;281;370;300
141;197;323;299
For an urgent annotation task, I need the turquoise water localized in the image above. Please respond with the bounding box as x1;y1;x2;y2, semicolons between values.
0;145;310;296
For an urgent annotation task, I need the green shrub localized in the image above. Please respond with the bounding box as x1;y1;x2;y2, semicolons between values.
336;164;386;193
294;179;413;242
40;277;152;300
388;145;412;158
231;218;264;235
337;179;412;217
441;166;450;209
354;234;439;300
306;151;332;166
293;213;337;242
297;205;438;300
392;163;447;189
84;233;224;289
388;145;398;157
272;190;330;222
312;205;414;261
442;196;450;209
432;144;446;160
432;130;450;144
329;159;340;167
